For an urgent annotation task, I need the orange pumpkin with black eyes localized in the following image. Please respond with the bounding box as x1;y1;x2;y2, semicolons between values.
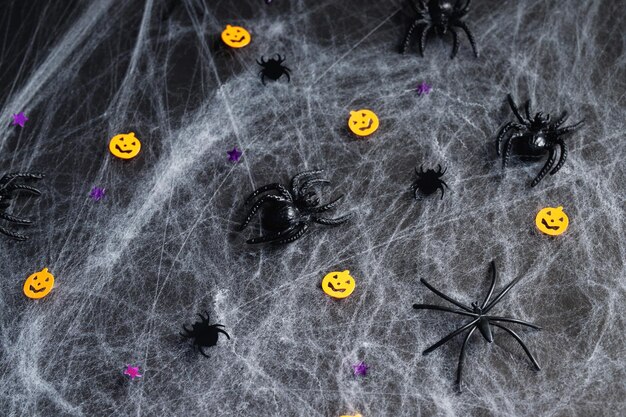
23;268;55;299
221;25;251;48
322;270;356;299
109;132;141;160
535;206;569;236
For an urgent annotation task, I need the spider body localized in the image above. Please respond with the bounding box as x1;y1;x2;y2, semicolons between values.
496;94;584;187
401;0;478;59
413;261;541;390
241;170;352;245
411;165;449;199
0;172;44;240
257;54;291;85
181;311;230;358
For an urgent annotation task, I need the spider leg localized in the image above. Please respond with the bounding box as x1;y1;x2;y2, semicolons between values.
552;111;569;128
240;195;288;230
311;195;344;213
216;328;231;339
4;184;42;195
483;274;524;313
551;120;584;135
437;164;446;175
438;183;447;200
198;313;208;322
418;24;433;57
299;178;331;196
290;170;324;194
453;21;478;57
256;57;264;66
180;325;193;337
420;278;473;312
550;140;567;175
0;212;32;224
413;303;478;318
455;326;477;391
524;99;532;121
506;94;528;125
261;73;267;86
198;346;211;358
530;148;556;187
401;20;421;54
283;68;291;83
245;183;291;205
311;213;353;226
246;224;299;244
486;316;541;330
492;323;541;370
274;223;308;244
0;172;44;183
0;225;27;240
480;260;497;309
450;27;459;59
423;319;480;355
495;122;519;156
502;132;527;168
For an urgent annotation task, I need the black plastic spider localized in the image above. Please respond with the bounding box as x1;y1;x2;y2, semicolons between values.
240;170;352;245
257;54;291;85
181;311;230;358
496;94;584;187
411;165;449;200
401;0;478;59
412;261;541;390
0;172;44;241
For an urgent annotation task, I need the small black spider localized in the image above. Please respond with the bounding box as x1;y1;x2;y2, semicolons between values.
401;0;478;59
181;311;230;358
257;54;291;85
413;261;541;390
0;172;43;241
496;94;584;187
411;165;449;200
240;170;352;245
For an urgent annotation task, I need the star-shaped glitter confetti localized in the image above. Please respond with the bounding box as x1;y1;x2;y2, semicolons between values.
123;364;142;380
11;112;29;127
352;361;369;377
227;146;242;163
89;187;106;201
416;81;432;96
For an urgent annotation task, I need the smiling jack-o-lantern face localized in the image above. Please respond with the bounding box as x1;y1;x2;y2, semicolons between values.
535;206;569;236
109;132;141;160
221;25;251;48
348;109;379;137
23;267;55;299
322;270;356;299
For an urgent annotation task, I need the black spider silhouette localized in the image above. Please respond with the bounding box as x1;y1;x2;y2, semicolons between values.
181;311;230;358
257;54;291;85
411;165;449;200
496;94;584;187
412;261;541;390
0;172;44;241
240;170;352;245
401;0;478;59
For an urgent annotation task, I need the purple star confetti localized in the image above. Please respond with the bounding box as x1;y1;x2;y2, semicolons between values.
11;112;29;127
89;187;106;201
123;364;142;380
352;361;369;377
227;146;242;163
416;81;432;96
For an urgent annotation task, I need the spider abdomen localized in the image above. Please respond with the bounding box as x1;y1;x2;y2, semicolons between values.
260;200;299;231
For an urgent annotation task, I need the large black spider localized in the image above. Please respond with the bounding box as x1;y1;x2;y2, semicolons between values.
0;172;44;241
412;261;541;390
181;311;230;358
411;165;449;200
401;0;478;59
257;54;291;85
496;94;584;187
240;170;352;245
